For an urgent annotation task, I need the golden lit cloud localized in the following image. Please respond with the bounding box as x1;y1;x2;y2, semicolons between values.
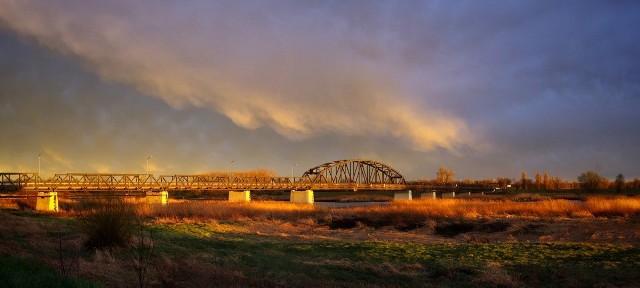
0;0;471;152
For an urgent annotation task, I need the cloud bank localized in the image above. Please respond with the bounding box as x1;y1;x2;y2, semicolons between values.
0;0;471;152
1;0;639;179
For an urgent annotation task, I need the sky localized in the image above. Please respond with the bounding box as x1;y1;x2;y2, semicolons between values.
1;0;639;181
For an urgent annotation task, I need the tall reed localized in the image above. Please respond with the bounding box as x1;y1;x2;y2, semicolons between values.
61;196;640;225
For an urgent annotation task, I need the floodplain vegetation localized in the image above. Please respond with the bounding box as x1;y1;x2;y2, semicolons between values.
1;195;639;287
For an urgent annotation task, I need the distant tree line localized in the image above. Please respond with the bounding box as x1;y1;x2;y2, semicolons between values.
411;167;640;193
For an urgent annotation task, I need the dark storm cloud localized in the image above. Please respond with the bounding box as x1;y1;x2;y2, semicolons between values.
1;0;639;179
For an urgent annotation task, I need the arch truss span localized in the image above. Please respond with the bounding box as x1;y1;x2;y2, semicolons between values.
300;159;406;187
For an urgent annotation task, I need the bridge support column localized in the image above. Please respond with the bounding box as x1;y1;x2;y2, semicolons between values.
229;190;251;202
146;191;169;205
290;190;314;204
36;192;58;212
421;191;438;199
441;191;456;198
394;190;412;201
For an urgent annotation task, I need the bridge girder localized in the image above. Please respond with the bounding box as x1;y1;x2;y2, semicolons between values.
1;159;407;191
300;159;406;185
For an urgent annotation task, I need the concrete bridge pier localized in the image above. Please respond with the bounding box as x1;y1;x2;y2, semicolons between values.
441;191;456;198
421;191;438;199
36;192;58;212
393;190;412;201
146;191;169;205
229;190;251;202
290;190;314;204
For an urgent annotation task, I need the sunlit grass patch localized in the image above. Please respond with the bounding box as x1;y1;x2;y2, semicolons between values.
59;196;640;230
585;196;640;217
137;200;325;223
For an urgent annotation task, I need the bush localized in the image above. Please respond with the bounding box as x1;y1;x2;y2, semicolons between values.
76;198;137;250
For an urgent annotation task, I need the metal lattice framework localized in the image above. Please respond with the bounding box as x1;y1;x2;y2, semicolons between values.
48;174;156;190
0;173;37;191
0;159;407;191
157;175;297;190
300;159;406;186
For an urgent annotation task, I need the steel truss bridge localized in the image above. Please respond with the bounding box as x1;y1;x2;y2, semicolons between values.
1;159;414;192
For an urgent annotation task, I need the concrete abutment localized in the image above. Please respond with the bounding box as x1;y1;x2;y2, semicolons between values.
146;191;169;205
393;190;412;201
229;190;251;202
290;190;314;204
36;192;58;212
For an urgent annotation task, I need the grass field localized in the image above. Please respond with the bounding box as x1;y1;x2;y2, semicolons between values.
1;195;639;287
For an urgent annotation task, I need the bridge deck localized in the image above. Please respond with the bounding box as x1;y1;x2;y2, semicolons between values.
0;173;408;191
1;172;491;192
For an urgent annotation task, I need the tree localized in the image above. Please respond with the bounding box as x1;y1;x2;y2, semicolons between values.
436;167;455;184
615;173;625;193
496;177;512;189
577;171;603;193
521;170;528;189
549;176;563;189
535;172;542;190
543;172;549;189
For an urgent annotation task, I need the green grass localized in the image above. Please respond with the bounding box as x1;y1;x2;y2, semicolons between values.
3;206;639;287
0;254;101;288
148;223;640;287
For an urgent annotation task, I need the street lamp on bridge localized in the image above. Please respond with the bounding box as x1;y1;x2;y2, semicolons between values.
38;152;44;186
229;160;236;179
291;163;298;183
146;155;153;175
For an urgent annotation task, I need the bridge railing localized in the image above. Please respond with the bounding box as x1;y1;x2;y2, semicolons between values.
19;173;157;191
157;175;300;190
1;173;39;191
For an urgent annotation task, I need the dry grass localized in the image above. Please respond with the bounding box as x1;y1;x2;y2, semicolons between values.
2;196;640;287
143;200;324;222
388;198;585;218
49;196;640;226
585;196;640;217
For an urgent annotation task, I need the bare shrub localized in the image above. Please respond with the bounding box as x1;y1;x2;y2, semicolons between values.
17;200;33;210
131;221;154;288
54;227;83;277
76;198;137;250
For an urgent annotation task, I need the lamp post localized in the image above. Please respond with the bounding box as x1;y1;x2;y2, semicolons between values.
37;152;44;187
146;156;153;175
291;163;298;183
228;160;236;180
